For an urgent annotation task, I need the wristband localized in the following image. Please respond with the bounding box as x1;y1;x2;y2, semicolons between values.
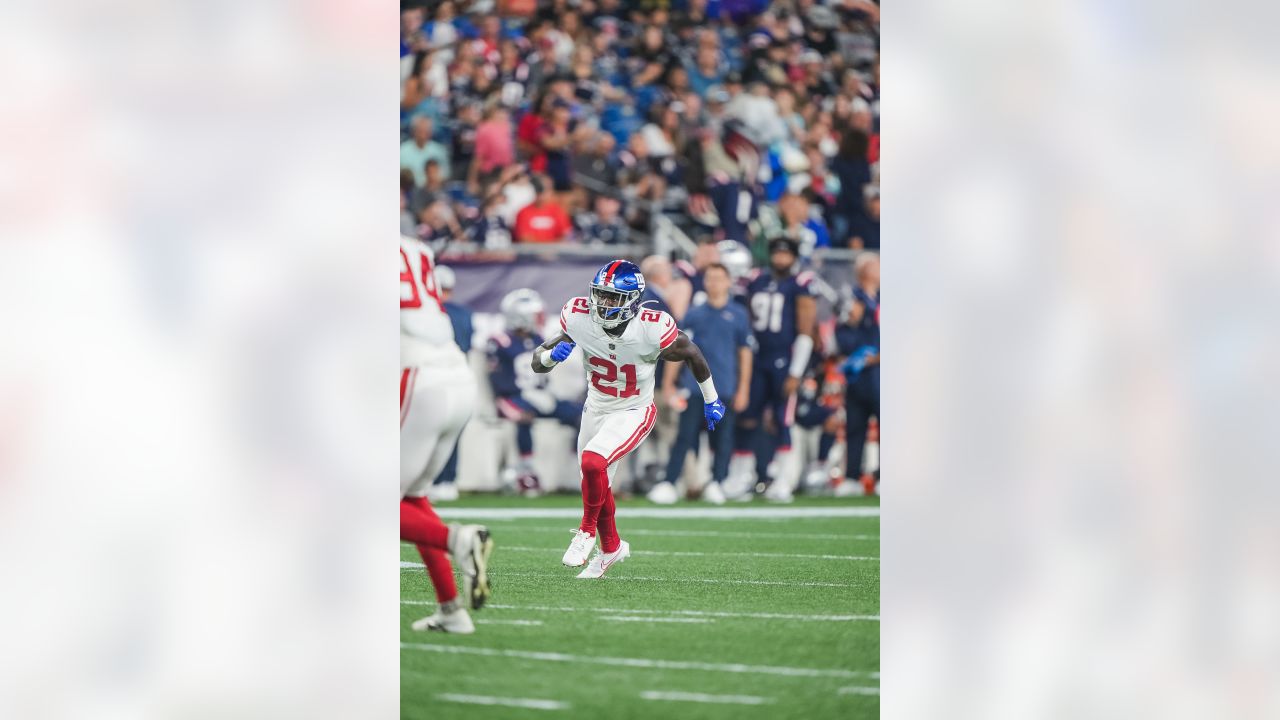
539;349;558;368
698;377;719;404
788;334;814;378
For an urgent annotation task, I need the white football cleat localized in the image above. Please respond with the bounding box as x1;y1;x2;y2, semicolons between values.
449;524;494;609
562;529;596;567
833;479;864;498
701;481;726;505
646;482;679;505
428;482;460;502
411;606;475;634
576;540;630;579
764;480;794;503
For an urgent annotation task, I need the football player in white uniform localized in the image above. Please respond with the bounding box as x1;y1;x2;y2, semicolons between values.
531;260;727;578
400;235;494;633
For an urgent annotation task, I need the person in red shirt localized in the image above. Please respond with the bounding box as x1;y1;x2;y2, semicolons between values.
516;93;552;173
513;177;572;243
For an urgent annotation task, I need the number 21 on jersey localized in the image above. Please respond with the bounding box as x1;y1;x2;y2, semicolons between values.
588;357;638;397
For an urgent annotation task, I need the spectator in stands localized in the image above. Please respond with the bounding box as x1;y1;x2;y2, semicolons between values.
676;240;721;307
576;194;630;247
401;116;451;186
837;253;880;496
514;177;572;243
848;185;880;250
472;104;514;189
640;255;692;323
574;130;620;191
777;191;832;255
400;191;416;237
650;263;754;505
831;126;872;245
469;192;514;249
450;100;481;184
538;99;576;201
413;159;449;215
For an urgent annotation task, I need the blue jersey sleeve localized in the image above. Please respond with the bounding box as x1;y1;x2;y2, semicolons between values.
486;336;521;398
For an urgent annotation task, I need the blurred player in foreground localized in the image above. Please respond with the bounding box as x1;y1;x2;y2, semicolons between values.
532;260;726;578
487;288;581;495
400;235;494;633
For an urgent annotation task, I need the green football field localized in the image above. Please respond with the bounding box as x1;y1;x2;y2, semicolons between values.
401;495;880;719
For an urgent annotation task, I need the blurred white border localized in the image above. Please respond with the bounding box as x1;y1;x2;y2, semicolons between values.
0;1;398;717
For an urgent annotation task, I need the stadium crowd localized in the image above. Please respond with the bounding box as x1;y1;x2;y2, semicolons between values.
401;0;880;500
401;0;879;255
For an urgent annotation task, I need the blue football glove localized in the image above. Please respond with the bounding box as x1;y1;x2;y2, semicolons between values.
704;399;727;431
550;341;576;362
841;346;878;377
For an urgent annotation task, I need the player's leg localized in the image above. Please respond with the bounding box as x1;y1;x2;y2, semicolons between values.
838;367;878;496
401;366;492;627
764;377;799;502
563;408;603;566
497;395;541;495
728;361;768;495
576;404;657;578
652;402;701;504
703;404;736;504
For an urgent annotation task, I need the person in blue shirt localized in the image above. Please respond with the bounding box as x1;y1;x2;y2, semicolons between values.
648;263;754;505
836;254;880;496
426;265;474;501
487;288;581;496
728;236;818;502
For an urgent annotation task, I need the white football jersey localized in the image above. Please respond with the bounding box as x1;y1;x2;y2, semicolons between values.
559;297;678;413
400;235;465;367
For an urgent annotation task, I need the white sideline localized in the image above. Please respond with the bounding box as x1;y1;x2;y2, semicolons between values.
436;693;567;710
436;507;879;519
498;544;879;561
402;643;874;679
475;619;544;626
838;686;881;696
403;529;876;541
600;616;713;623
401;601;880;622
640;691;773;705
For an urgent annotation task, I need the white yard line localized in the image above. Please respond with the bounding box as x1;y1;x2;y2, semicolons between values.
599;616;713;624
837;686;881;696
400;601;879;622
640;691;773;705
402;643;873;679
475;619;544;626
487;570;858;588
436;507;879;519
399;563;857;587
496;544;879;561
435;693;567;710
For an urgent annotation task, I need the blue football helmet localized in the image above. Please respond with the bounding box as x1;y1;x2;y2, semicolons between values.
589;259;646;329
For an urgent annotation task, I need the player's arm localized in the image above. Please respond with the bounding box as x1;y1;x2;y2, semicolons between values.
785;295;819;395
735;346;753;412
530;331;575;374
661;331;726;430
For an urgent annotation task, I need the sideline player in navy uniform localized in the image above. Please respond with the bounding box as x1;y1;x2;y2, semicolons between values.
727;236;818;502
487;288;581;496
